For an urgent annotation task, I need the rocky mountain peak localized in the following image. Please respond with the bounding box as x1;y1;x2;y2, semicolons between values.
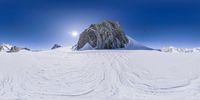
74;20;129;50
0;44;31;53
51;44;62;50
7;46;31;53
0;44;13;52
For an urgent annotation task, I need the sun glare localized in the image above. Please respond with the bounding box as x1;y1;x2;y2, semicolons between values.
71;31;78;37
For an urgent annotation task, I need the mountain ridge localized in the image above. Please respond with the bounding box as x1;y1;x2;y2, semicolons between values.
0;44;30;53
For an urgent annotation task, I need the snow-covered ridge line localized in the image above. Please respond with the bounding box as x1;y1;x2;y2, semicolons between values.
0;44;13;52
0;44;31;53
161;46;200;53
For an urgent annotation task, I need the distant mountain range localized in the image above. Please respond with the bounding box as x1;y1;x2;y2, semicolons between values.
161;46;200;53
1;21;199;52
0;44;30;53
0;44;64;53
0;44;13;52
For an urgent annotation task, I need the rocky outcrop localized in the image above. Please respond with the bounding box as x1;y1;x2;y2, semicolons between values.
51;44;62;50
0;46;6;52
0;44;31;53
7;46;30;53
74;21;129;50
0;44;13;52
8;46;22;53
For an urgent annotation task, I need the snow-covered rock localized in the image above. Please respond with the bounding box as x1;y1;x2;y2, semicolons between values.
0;44;31;53
0;44;13;52
7;46;30;53
74;20;153;50
161;46;200;53
75;21;136;50
51;44;62;50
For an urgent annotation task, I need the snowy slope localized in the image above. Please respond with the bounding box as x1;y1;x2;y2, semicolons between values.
79;43;95;50
0;49;200;100
125;36;153;50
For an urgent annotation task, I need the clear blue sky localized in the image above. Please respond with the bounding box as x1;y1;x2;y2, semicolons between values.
0;0;200;49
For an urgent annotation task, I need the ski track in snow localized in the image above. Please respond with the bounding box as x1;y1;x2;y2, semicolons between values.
0;49;200;100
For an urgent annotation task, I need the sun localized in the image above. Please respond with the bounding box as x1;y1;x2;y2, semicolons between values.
71;31;78;37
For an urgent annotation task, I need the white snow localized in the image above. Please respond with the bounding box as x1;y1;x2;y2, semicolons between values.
79;43;94;51
0;48;200;100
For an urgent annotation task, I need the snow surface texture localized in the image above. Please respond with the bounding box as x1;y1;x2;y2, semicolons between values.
161;46;200;53
0;48;200;100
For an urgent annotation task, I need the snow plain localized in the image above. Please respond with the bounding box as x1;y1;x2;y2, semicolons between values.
0;48;200;100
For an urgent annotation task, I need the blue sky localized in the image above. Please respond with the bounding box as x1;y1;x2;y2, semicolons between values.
0;0;200;49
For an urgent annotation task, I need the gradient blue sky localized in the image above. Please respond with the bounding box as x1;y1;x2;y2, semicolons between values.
0;0;200;49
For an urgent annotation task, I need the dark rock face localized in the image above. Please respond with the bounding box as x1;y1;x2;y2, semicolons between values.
7;46;22;53
0;46;4;52
51;44;62;50
75;21;129;50
23;48;31;51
